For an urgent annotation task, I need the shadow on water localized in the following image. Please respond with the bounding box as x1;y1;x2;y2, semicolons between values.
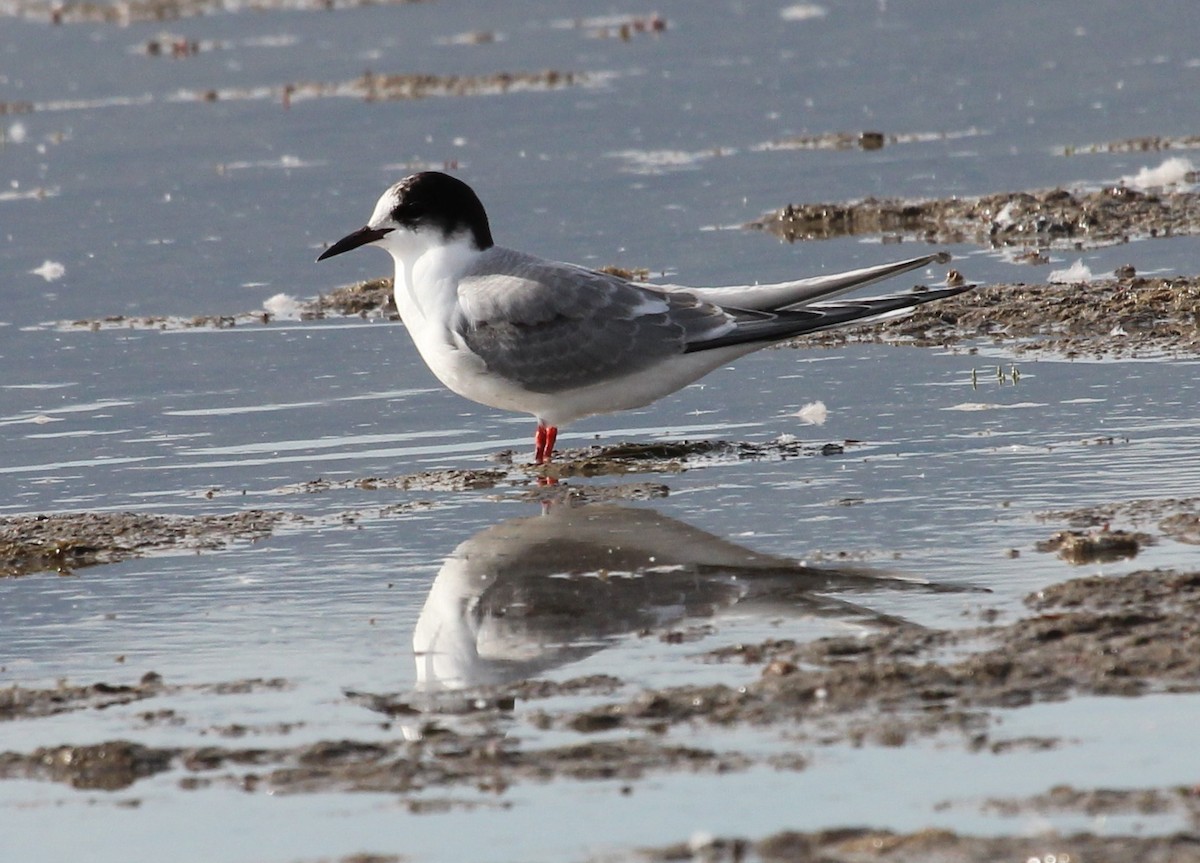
402;500;980;694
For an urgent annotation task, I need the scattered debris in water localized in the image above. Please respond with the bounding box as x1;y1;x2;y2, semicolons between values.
28;260;65;281
1036;528;1146;564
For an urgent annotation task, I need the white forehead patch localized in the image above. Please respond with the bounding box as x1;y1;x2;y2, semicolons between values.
367;184;404;229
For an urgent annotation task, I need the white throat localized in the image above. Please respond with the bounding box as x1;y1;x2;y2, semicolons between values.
377;228;474;304
383;230;482;361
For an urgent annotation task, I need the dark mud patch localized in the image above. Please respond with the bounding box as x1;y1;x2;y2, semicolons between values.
0;509;291;577
1040;495;1200;535
275;470;514;495
748;184;1200;249
266;438;850;498
281;69;591;107
309;278;396;318
638;826;1200;863
0;730;743;795
753;127;983;153
801;274;1200;357
1;675;290;722
275;469;672;504
552;566;1200;745
261;737;745;795
4;69;595;116
1063;132;1200;156
511;480;671;505
1;673;166;721
982;784;1200;820
0;740;176;790
541;437;852;478
1160;512;1200;545
1035;527;1149;564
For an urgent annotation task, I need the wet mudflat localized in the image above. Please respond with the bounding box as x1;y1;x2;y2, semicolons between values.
7;559;1200;776
4;543;1200;860
5;1;1200;861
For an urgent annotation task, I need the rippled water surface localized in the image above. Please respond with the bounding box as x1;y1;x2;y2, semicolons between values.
4;1;1200;861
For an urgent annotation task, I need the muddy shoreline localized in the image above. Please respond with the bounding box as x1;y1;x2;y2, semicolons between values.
639;825;1200;863
3;561;1198;860
10;166;1200;860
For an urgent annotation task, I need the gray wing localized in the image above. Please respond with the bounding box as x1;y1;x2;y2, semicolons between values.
452;248;736;394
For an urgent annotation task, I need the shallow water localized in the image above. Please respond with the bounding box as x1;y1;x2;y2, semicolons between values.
4;1;1200;860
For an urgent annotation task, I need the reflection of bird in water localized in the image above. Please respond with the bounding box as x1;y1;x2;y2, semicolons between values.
411;502;971;692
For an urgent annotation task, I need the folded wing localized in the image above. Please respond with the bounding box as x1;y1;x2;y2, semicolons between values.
453;250;736;394
452;247;964;393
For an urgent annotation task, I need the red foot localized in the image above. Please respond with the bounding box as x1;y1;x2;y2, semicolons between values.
534;425;558;464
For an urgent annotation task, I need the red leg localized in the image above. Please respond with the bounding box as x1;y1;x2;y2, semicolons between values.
534;424;559;464
534;425;547;463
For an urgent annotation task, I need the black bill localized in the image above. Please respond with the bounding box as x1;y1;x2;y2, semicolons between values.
316;226;393;261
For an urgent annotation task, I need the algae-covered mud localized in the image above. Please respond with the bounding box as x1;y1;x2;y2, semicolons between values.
749;184;1200;248
858;274;1200;356
0;510;289;576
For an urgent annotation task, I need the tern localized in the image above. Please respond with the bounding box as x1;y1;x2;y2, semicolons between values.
317;171;968;463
